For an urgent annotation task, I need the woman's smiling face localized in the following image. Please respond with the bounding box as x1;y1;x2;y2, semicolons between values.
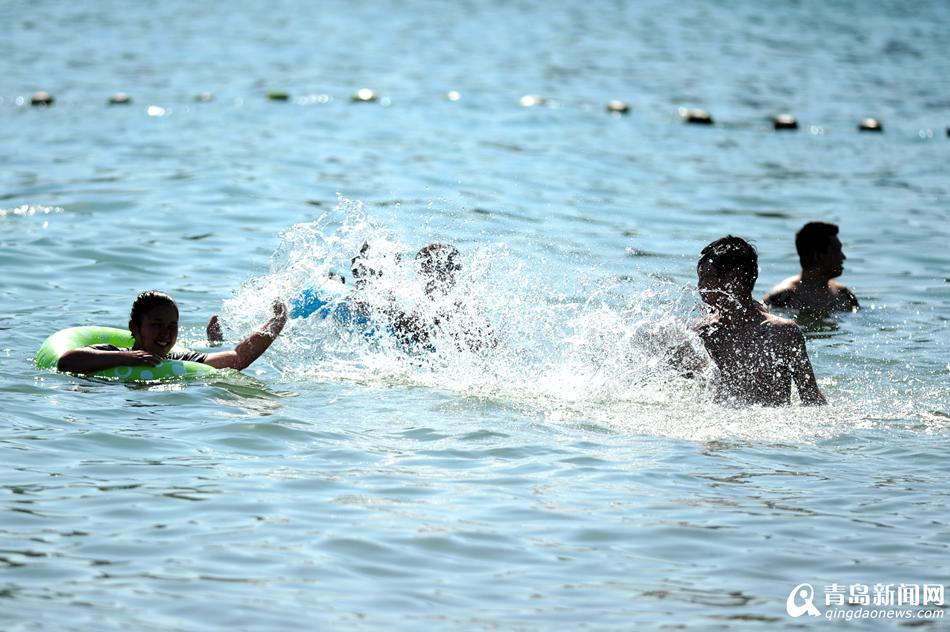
130;303;179;356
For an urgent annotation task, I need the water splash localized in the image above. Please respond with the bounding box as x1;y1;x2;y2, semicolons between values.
219;198;947;443
0;204;64;218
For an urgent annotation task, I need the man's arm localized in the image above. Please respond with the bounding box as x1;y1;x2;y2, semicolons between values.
464;316;499;352
203;301;288;370
786;324;826;406
667;323;713;379
670;341;707;378
449;303;498;352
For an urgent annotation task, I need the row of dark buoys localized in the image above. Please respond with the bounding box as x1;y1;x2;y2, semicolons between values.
266;88;382;104
18;90;949;136
771;114;885;132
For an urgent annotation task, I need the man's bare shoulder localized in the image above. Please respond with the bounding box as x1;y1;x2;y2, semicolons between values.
828;280;860;309
763;275;802;306
761;311;803;337
775;319;809;352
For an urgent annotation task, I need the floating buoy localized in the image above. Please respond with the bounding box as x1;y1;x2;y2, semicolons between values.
679;107;713;125
352;88;377;103
30;91;54;106
446;90;461;101
519;95;546;107
108;92;132;105
606;100;630;115
858;117;883;132
267;91;290;102
772;113;798;130
194;92;214;102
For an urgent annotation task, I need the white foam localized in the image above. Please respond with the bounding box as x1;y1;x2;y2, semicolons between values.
219;198;940;443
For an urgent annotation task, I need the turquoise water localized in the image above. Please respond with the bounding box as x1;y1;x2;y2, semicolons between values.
3;0;949;629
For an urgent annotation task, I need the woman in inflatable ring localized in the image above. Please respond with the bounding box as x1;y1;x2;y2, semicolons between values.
55;290;287;375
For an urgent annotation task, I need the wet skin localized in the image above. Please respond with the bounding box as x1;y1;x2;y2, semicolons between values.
764;236;859;312
695;261;825;406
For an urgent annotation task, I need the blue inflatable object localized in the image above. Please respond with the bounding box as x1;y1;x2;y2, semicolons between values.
289;283;376;333
290;286;345;319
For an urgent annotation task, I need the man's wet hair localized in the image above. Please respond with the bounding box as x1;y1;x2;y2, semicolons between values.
698;236;759;292
129;290;178;328
416;243;461;277
795;222;839;268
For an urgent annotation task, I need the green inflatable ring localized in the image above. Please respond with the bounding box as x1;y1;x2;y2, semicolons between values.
35;326;217;381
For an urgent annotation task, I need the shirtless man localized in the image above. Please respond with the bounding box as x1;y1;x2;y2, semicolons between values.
681;236;826;406
763;222;858;312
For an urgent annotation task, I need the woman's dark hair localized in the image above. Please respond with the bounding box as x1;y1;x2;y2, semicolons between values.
129;290;178;329
698;236;758;292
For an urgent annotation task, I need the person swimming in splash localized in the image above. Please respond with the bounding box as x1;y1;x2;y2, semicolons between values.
763;222;859;312
675;236;825;406
346;240;395;322
275;241;495;353
59;290;287;373
388;243;497;352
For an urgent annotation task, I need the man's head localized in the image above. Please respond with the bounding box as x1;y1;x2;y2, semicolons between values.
697;236;758;307
129;290;179;356
416;243;461;298
795;222;845;277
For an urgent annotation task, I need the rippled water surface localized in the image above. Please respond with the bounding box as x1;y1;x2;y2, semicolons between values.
3;0;949;629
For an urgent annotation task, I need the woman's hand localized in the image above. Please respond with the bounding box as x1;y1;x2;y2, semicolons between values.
124;350;162;366
206;315;224;344
265;300;288;335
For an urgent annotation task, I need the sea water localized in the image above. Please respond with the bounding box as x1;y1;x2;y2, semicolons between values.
2;0;949;629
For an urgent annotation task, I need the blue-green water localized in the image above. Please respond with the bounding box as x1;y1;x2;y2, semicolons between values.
2;1;949;629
